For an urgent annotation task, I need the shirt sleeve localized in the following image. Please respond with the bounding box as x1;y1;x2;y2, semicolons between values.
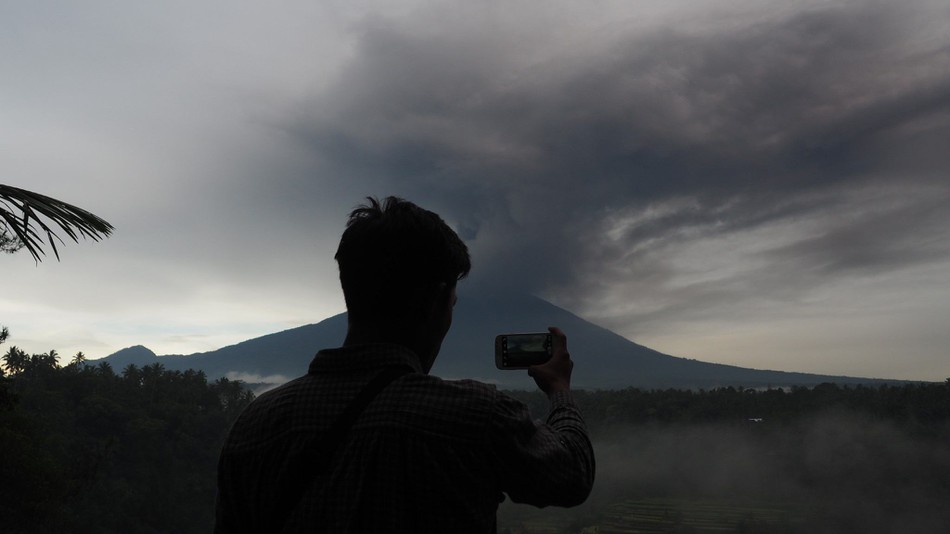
489;389;595;507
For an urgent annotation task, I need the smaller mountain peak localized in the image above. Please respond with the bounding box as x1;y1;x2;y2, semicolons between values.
115;345;156;356
105;345;159;366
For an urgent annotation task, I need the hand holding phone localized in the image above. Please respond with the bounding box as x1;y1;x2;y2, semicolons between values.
495;328;573;393
526;327;572;394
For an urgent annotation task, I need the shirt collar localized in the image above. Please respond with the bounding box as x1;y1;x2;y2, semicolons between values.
308;343;424;375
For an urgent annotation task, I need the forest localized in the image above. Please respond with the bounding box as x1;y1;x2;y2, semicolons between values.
1;345;252;533
3;344;950;533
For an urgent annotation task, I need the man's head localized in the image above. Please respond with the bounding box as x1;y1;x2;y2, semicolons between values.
335;197;471;368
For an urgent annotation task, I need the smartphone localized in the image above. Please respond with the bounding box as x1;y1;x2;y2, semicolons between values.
495;332;553;369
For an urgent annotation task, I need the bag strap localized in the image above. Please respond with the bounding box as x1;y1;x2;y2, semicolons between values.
312;365;412;473
277;364;413;531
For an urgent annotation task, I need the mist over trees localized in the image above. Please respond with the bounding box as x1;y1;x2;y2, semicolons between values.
502;384;950;533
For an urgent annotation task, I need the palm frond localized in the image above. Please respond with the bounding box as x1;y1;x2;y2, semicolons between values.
0;184;115;262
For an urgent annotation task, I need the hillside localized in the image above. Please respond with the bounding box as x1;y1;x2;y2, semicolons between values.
100;291;903;389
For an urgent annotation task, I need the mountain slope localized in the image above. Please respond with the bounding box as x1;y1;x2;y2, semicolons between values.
101;292;900;389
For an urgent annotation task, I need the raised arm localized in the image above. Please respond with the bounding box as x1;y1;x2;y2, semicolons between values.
491;327;595;506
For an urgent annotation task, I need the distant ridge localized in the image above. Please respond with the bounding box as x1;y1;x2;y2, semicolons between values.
100;291;908;390
105;345;158;367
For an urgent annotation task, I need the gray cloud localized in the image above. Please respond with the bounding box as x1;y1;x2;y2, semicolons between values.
284;1;950;304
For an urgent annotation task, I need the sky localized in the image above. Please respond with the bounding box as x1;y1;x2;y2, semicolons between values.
2;0;949;381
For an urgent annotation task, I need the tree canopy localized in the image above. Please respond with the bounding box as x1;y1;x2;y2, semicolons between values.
1;346;253;533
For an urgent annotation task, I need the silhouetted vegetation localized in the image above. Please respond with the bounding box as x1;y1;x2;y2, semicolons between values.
0;184;114;262
3;345;949;533
507;381;950;433
0;347;252;533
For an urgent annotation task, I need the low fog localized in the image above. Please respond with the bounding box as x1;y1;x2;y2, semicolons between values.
500;410;950;533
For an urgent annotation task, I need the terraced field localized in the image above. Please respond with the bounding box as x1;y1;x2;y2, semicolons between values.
601;499;804;533
499;498;806;533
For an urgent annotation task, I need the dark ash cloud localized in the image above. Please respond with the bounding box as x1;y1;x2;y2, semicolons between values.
283;1;950;328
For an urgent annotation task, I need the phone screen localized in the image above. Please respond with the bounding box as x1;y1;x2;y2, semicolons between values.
495;333;553;369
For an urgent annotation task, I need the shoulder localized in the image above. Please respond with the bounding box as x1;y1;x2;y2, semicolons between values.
367;374;520;439
388;373;501;412
411;375;536;418
224;375;310;446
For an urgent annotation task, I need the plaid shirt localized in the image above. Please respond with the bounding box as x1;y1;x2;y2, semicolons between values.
215;343;594;533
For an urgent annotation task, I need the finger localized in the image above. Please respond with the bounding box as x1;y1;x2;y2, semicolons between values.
548;326;567;351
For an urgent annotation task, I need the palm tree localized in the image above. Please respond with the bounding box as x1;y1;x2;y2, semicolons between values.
71;351;86;367
0;184;114;262
123;363;142;385
2;346;29;375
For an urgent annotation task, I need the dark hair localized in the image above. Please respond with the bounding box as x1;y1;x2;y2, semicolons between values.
334;196;471;323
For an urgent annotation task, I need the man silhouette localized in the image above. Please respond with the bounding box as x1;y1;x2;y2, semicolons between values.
215;197;594;533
